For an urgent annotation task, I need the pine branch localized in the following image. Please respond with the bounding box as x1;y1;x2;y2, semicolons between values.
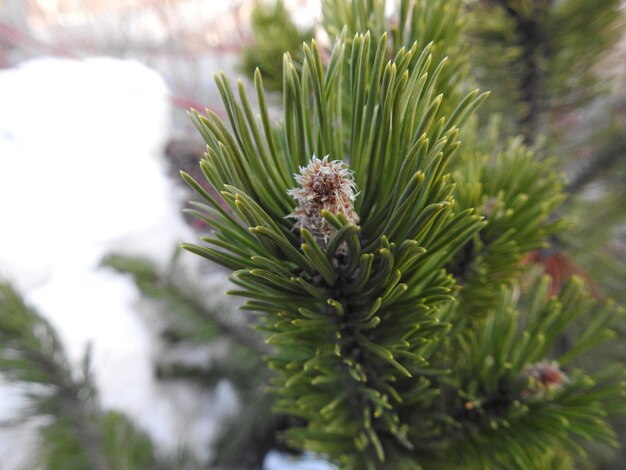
469;0;623;144
493;0;549;143
0;283;189;469
565;132;626;195
184;27;488;466
178;285;272;355
0;284;110;470
51;396;110;470
210;388;291;469
240;0;315;92
102;253;271;355
448;119;565;315
442;278;625;468
180;1;625;467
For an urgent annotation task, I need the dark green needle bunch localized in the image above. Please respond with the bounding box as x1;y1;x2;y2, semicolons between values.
182;3;625;466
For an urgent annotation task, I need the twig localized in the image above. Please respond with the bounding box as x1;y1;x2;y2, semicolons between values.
565;132;626;196
495;0;549;144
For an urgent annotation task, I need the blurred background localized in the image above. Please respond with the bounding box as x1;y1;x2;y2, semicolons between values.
0;0;320;133
0;0;625;469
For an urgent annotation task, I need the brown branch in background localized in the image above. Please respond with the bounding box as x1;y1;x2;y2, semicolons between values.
163;276;273;356
495;0;551;144
566;132;626;196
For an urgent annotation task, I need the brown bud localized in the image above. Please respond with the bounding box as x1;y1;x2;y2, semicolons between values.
287;155;359;252
522;360;567;398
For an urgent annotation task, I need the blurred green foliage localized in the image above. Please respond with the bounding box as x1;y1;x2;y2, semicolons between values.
240;0;314;92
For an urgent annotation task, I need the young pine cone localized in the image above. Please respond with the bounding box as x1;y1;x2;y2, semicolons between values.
287;155;359;252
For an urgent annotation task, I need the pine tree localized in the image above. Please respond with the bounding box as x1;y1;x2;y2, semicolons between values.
2;1;624;468
466;0;626;305
182;0;626;467
465;5;626;460
239;0;315;92
0;283;197;469
466;0;623;145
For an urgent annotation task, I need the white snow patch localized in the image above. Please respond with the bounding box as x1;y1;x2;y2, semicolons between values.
0;57;182;286
264;450;337;470
0;57;220;464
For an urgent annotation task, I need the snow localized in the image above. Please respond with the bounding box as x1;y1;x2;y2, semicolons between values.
0;56;226;465
0;57;180;287
264;451;337;470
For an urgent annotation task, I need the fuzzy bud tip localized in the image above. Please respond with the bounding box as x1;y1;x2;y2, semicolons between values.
522;360;567;398
287;155;359;250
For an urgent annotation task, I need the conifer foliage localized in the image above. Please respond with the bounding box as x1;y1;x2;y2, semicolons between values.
0;284;178;470
467;0;623;143
0;0;623;468
183;1;625;467
240;0;315;92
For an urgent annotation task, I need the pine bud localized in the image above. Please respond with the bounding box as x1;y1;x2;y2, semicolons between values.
521;360;567;398
287;155;359;251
